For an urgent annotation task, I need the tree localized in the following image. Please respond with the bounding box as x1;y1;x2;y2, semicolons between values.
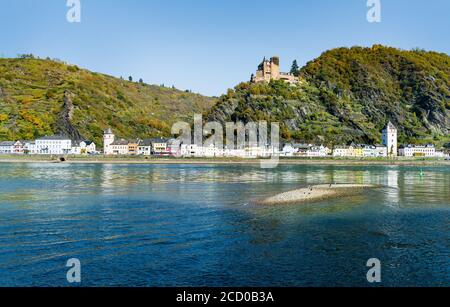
139;78;144;83
290;60;300;76
128;76;133;82
18;53;35;59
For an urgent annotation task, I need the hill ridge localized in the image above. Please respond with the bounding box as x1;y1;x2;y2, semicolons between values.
1;45;449;148
0;57;216;145
207;45;449;147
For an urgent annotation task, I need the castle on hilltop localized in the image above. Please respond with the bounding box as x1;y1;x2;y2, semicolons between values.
251;56;299;84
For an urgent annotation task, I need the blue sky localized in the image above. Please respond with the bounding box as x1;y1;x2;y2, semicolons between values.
0;0;449;96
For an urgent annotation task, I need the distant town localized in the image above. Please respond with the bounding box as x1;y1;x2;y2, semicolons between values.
0;122;448;159
0;55;448;161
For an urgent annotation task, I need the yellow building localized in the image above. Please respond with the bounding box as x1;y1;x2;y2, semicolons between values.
333;145;363;157
349;145;364;157
128;139;140;156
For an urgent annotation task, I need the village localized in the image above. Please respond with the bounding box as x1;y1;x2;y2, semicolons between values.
0;122;448;159
0;56;448;160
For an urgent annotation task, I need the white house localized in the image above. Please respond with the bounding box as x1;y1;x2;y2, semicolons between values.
23;141;37;155
333;145;352;157
35;135;72;155
13;141;26;155
399;144;436;157
179;143;278;159
71;141;97;155
150;138;170;156
84;141;96;153
294;144;312;157
363;145;388;158
0;141;14;154
282;143;297;157
180;144;218;158
282;144;330;158
109;139;130;155
138;139;152;156
307;145;330;157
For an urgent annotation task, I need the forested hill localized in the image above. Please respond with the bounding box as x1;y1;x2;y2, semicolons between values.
0;57;216;146
1;46;449;148
206;45;450;147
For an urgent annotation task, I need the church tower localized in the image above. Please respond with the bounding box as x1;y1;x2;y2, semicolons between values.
103;128;115;155
382;121;398;157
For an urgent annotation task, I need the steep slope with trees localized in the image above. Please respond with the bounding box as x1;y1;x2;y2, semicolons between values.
206;46;450;147
0;57;215;145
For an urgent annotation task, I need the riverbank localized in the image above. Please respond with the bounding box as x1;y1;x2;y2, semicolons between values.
258;184;379;205
0;155;449;166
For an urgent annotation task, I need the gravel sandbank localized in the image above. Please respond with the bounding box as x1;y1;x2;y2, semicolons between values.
258;184;377;205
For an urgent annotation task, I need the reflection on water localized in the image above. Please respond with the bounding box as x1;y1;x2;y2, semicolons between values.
385;169;400;207
0;163;448;286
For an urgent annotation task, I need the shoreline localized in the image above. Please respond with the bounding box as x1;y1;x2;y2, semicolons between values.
0;156;449;166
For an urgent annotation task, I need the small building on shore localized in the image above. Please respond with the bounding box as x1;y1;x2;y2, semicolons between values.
23;141;37;155
71;141;97;155
399;144;436;157
307;145;331;157
0;141;14;154
128;139;140;156
109;139;131;155
363;145;388;158
150;137;170;156
35;135;72;155
333;145;352;157
332;144;364;157
138;139;152;156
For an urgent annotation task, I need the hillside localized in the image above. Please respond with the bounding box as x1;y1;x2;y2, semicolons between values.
0;57;216;146
207;45;450;147
1;46;449;149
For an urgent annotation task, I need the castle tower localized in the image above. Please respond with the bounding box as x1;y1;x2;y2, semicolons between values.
262;57;271;82
382;121;398;157
270;56;280;80
103;128;115;155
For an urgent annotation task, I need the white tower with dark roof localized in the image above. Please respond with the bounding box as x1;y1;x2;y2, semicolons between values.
103;128;115;155
382;121;398;157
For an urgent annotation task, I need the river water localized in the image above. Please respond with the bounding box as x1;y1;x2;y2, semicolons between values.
0;163;448;286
